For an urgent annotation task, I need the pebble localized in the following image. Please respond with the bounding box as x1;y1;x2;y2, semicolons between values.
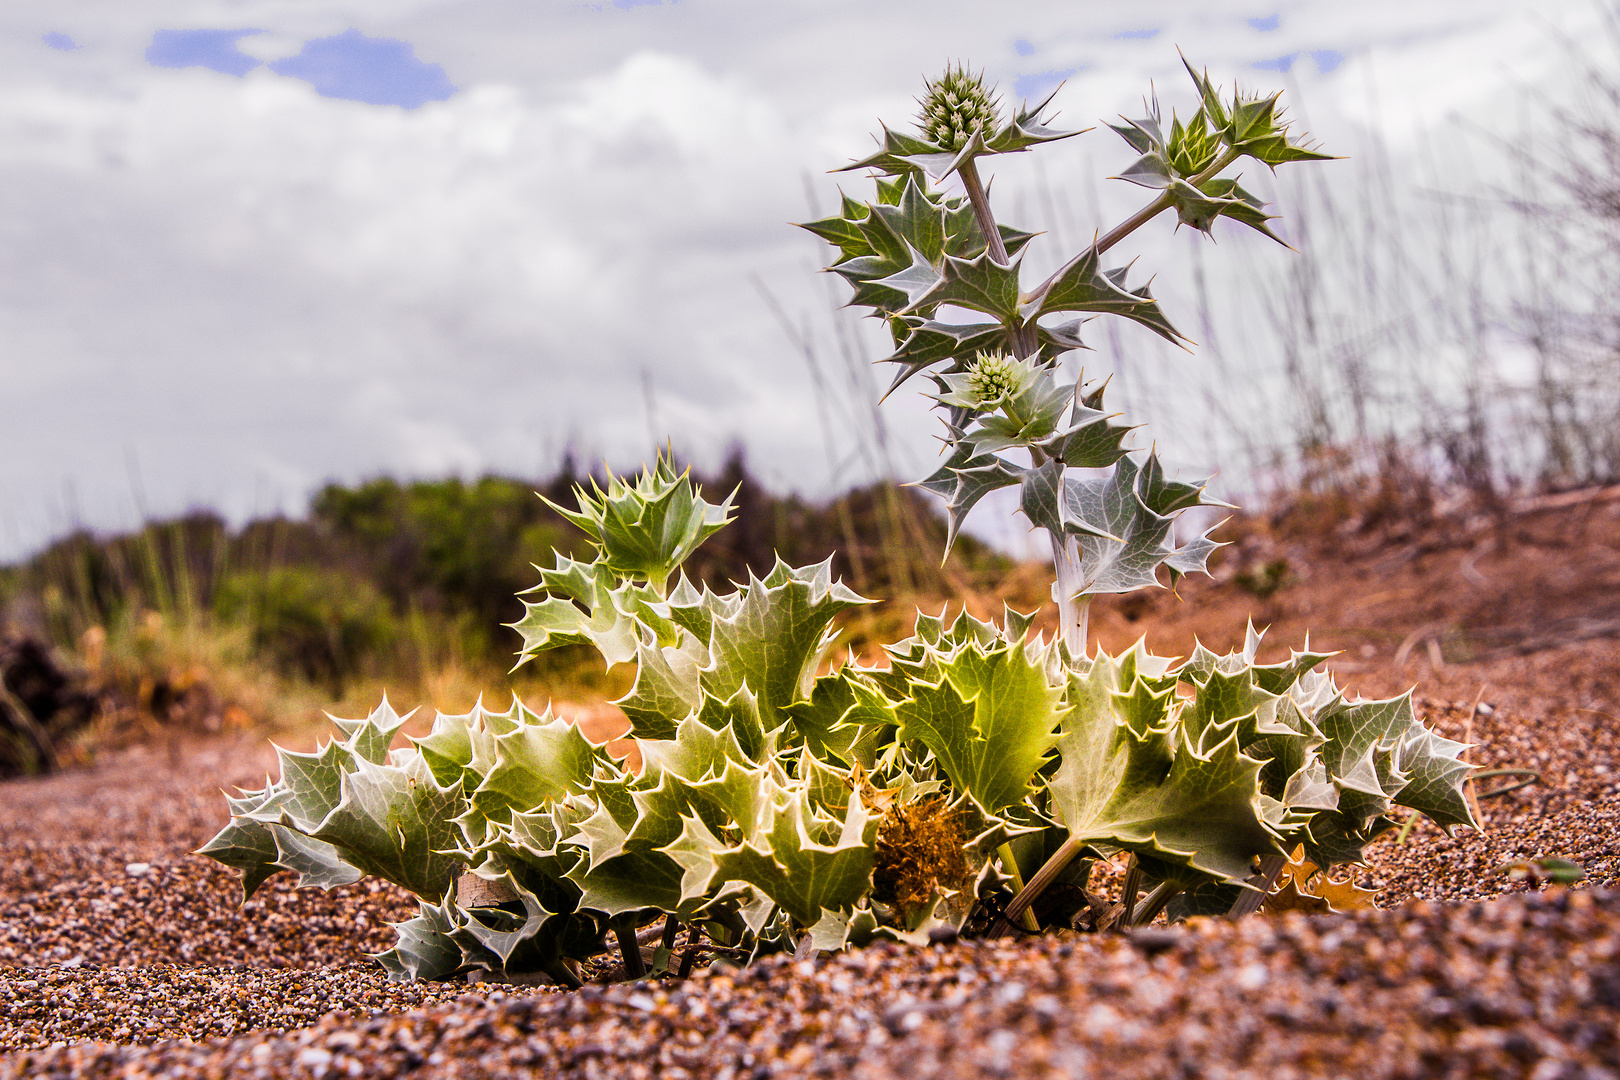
1;890;1614;1078
0;636;1617;1077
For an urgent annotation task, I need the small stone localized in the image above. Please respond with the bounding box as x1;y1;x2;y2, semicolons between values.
1129;928;1181;956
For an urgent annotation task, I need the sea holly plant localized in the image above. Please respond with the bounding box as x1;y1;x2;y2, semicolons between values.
799;54;1332;659
199;60;1477;985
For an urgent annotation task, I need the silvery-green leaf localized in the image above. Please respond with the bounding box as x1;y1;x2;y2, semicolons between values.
1393;727;1478;831
1035;398;1134;470
411;708;476;792
1018;458;1068;538
1050;652;1278;883
904;246;1026;321
835;125;939;176
868;174;950;264
1191;177;1285;243
892;638;1066;815
331;698;410;765
195;815;282;902
374;897;465;982
1037;319;1089;356
614;631;705;742
670;784;877;927
471;707;600;824
781;670;896;765
269;823;364;890
700;559;871;729
873;243;945;311
312;753;467;899
269;739;351;833
895;126;993;180
1315;694;1417;823
1022;247;1185;345
1181;56;1336;168
915;445;1024;555
544;455;735;594
1302;810;1398;870
1117;151;1173;189
984;85;1083;155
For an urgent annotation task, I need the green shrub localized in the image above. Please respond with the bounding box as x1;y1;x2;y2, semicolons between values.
214;567;395;696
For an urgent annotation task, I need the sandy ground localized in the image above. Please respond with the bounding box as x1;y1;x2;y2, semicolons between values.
1;494;1618;1076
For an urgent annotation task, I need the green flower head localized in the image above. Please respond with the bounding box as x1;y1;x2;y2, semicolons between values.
965;351;1022;405
917;65;1001;152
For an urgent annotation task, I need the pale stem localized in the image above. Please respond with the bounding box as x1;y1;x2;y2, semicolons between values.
996;841;1043;934
1226;854;1289;919
1093;147;1243;257
1118;856;1144;926
956;157;1038;359
1052;546;1092;661
1130;881;1180;927
987;833;1087;939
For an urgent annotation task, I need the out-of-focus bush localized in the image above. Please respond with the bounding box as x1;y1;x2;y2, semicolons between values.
214;567;396;696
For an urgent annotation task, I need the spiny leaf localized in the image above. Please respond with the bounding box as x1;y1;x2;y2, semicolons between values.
1022;247;1186;345
470;706;602;825
614;632;705;742
544;454;734;594
700;558;872;729
1050;650;1279;883
331;698;410;765
270;824;364;891
374;897;465;982
868;174;950;264
663;784;878;927
1180;56;1337;169
914;444;1024;556
905;247;1026;322
892;638;1066;815
311;753;467;899
782;670;897;765
194;813;282;903
268;739;351;833
511;558;653;670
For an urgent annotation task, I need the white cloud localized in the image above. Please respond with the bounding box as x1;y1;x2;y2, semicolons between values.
0;0;1603;559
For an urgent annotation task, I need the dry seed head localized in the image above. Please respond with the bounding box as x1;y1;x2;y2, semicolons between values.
871;794;970;925
918;65;1000;151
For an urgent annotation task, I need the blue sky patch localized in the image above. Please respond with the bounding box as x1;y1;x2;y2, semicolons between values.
1253;52;1298;72
268;30;454;108
1247;14;1281;32
43;32;79;52
1115;28;1160;40
1014;67;1080;102
1014;38;1035;57
1312;49;1346;74
146;29;263;77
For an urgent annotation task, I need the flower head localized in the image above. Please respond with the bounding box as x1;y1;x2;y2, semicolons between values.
965;351;1022;406
917;65;1001;152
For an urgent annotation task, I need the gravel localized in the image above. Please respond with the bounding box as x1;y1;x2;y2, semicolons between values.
3;890;1616;1078
2;637;1618;1077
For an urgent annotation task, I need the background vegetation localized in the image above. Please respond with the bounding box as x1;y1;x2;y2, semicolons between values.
0;450;1007;751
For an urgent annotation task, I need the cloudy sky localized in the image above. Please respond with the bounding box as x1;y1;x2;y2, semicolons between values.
0;0;1607;560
